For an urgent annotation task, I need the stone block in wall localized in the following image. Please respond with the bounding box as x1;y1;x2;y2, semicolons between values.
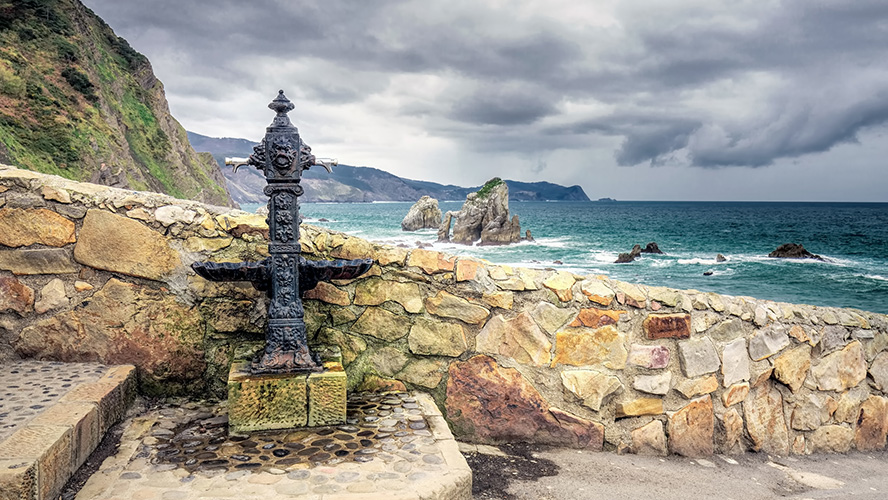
633;372;671;395
0;276;33;315
675;375;718;399
631;420;667;456
773;344;812;393
854;395;888;451
643;313;690;340
0;248;79;275
482;291;513;310
580;279;615;306
407;248;455;274
314;328;366;366
834;386;870;423
678;337;720;378
530;302;575;334
0;207;75;247
355;277;423;313
722;382;749;407
560;370;623;412
668;395;714;457
615;398;663;418
627;344;670;369
543;271;576;302
747;324;790;361
569;308;624;328
721;338;750;387
707;318;745;341
425;290;490;324
721;408;744;453
455;258;480;281
34;278;68;314
445;355;604;449
791;394;833;431
743;381;789;455
351;307;411;341
869;351;888;391
368;346;410;377
613;282;646;308
810;340;866;392
397;358;446;389
820;325;850;354
74;209;181;281
15;279;205;394
408;318;468;357
477;312;551;366
303;282;350;306
552;326;628;369
810;425;853;453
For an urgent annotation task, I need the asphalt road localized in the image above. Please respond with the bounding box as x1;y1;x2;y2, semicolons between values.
463;443;888;500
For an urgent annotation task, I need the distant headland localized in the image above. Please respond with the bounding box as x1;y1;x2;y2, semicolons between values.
188;132;590;204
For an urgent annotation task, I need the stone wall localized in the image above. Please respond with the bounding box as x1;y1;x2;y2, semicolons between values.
2;164;888;457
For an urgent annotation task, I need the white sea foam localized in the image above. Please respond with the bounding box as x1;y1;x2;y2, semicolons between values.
677;257;727;265
865;274;888;282
589;250;620;263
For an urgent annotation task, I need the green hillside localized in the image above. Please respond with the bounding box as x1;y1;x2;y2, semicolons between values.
0;0;233;206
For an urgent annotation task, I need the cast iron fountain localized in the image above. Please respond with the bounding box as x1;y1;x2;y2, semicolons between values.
191;91;372;431
194;90;372;375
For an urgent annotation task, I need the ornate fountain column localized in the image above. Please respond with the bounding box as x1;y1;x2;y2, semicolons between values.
192;90;372;432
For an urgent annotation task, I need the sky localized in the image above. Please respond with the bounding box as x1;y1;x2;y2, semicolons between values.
81;0;888;201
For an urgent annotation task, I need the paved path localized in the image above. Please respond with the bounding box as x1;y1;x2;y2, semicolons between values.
76;392;470;500
465;444;888;500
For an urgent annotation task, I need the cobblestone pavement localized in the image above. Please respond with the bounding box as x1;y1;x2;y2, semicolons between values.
0;361;108;442
76;392;471;500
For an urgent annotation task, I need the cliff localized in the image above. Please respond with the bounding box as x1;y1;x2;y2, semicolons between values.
0;0;234;207
188;131;589;204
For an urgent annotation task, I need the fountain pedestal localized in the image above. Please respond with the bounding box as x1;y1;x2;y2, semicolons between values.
228;347;346;434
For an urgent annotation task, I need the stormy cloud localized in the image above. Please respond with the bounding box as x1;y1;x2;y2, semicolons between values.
82;0;888;200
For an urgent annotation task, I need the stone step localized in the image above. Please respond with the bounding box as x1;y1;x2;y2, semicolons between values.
0;361;136;500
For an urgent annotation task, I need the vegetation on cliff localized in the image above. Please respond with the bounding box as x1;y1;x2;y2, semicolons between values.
0;0;234;206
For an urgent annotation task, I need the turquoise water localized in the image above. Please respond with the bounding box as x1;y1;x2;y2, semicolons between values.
243;201;888;314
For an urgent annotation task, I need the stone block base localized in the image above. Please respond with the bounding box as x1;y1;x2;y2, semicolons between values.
228;348;346;434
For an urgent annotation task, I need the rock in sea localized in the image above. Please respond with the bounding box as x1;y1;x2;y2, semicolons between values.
768;243;825;261
401;196;442;231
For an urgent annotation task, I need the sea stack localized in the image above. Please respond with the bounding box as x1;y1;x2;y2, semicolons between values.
438;178;526;245
401;196;442;231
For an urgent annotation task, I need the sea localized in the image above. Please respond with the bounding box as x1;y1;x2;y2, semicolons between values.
242;201;888;314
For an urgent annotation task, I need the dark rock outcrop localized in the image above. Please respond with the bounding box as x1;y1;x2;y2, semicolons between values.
616;244;642;263
438;178;526;246
716;254;727;262
401;196;442;231
616;242;664;263
768;243;825;261
642;242;664;254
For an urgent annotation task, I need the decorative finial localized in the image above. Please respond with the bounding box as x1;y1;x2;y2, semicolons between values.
269;90;295;116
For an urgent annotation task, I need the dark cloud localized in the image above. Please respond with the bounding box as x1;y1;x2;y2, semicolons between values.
82;0;888;179
450;85;558;126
